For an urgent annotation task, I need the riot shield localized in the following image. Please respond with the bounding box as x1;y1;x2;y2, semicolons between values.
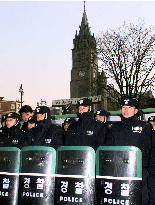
0;147;20;205
18;146;56;205
96;146;142;205
54;146;95;205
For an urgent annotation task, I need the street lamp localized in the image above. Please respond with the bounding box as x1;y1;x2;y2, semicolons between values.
19;84;24;108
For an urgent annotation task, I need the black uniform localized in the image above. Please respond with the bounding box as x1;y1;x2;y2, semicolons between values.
149;129;155;205
106;115;152;205
65;112;107;150
19;105;33;132
25;119;63;149
0;124;25;149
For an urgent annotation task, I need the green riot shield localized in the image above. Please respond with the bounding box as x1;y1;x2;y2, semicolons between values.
96;146;142;205
18;146;56;205
54;146;95;205
0;147;20;205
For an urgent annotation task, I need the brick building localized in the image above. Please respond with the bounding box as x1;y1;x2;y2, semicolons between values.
0;97;21;117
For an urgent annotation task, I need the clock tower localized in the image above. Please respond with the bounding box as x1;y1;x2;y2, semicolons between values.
70;2;99;99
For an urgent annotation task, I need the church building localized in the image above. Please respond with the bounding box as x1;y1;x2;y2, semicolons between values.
70;2;107;110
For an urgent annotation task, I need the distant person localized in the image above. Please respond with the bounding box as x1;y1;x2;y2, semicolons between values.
148;116;155;130
95;109;110;124
95;109;111;137
19;105;34;132
0;112;25;148
26;106;63;149
106;98;152;205
0;114;7;133
65;97;107;150
62;117;76;144
1;114;7;128
62;117;76;132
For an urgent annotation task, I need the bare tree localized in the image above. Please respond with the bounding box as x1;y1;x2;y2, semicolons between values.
96;22;155;104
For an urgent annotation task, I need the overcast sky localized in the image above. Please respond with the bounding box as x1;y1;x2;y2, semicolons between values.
0;0;155;109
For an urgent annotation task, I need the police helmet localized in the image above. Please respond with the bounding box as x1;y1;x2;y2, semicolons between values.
35;106;51;119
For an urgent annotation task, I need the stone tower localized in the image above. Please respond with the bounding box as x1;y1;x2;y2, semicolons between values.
70;2;98;98
70;2;107;110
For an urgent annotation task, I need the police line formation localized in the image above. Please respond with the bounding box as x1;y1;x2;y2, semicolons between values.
0;97;155;205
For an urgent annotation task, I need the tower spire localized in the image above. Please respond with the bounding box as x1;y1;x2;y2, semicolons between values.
79;1;91;36
84;1;86;12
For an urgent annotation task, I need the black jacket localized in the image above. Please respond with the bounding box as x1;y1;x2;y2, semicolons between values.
25;119;63;149
65;112;107;150
106;115;152;205
0;124;25;149
106;116;152;168
149;129;155;205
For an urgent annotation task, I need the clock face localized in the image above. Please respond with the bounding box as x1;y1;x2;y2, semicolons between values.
79;71;85;77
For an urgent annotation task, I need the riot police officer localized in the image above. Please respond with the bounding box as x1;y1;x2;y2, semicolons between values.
65;97;107;150
19;105;34;132
148;116;155;205
0;114;7;134
0;112;25;148
106;98;152;205
62;117;76;144
148;116;155;131
26;106;63;149
95;109;110;124
62;117;76;132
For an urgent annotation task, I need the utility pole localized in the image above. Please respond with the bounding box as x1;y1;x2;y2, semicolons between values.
19;84;24;108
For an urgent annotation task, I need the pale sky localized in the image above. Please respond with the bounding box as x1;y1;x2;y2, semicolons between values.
0;0;155;109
